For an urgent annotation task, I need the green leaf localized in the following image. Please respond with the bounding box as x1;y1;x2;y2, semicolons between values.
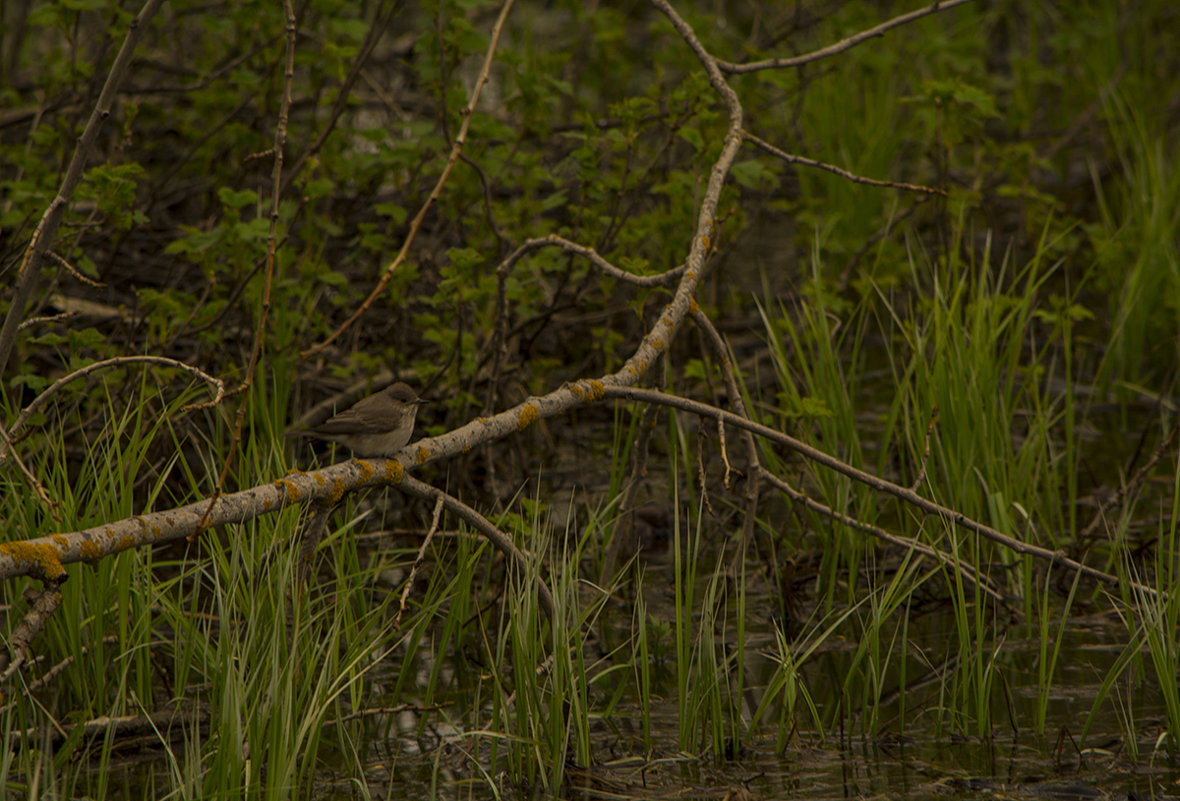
10;373;51;393
678;127;704;151
446;247;484;271
730;160;778;191
28;332;68;347
375;203;407;225
217;186;258;211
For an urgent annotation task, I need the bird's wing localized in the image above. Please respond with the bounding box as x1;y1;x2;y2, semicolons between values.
310;395;384;435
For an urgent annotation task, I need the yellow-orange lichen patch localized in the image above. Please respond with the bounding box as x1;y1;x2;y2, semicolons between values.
52;534;69;548
517;404;539;431
585;380;605;401
117;534;136;553
327;478;347;504
384;460;406;483
356;459;376;482
79;539;103;562
416;445;430;464
274;477;301;504
314;473;327;486
0;541;66;580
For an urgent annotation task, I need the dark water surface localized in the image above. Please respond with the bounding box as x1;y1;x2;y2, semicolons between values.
330;528;1180;801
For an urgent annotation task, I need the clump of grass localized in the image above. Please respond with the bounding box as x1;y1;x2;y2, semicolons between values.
482;489;625;790
1126;488;1180;758
748;196;1167;740
1087;90;1180;398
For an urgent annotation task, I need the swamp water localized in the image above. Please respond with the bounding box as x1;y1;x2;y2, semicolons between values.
309;514;1180;801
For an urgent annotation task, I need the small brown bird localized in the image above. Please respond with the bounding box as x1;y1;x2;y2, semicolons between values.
296;382;426;458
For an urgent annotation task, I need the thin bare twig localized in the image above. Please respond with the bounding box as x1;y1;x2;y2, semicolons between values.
303;0;517;358
44;251;105;288
0;577;65;677
689;305;765;585
760;470;1005;604
696;422;716;516
280;0;399;194
3;356;225;463
744;130;946;196
498;234;684;289
717;0;974;74
397;494;446;627
17;310;77;331
1078;422;1178;542
0;0;165;378
0;425;60;522
192;0;296;541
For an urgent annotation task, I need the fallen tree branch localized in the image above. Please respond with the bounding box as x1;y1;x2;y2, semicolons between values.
0;455;553;618
5;702;208;749
0;460;396;582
